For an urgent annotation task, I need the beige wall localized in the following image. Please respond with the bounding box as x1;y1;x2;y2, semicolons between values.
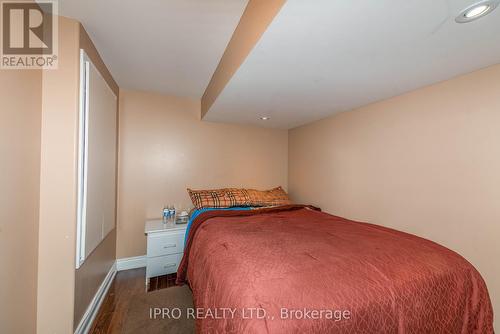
289;64;500;329
37;16;80;333
117;89;288;258
0;70;42;334
1;16;118;334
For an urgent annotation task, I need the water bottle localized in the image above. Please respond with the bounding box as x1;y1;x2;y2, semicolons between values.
169;205;176;223
162;206;170;224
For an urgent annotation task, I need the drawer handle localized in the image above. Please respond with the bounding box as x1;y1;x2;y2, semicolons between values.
163;243;176;249
163;263;177;269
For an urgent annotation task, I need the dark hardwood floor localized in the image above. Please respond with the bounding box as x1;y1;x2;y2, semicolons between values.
148;272;178;292
89;268;178;334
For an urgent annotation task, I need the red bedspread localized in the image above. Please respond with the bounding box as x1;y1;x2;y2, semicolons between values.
177;205;493;333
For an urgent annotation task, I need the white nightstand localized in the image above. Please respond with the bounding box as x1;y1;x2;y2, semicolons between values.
144;219;188;285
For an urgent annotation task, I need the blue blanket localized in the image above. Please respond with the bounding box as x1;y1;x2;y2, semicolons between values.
184;207;252;247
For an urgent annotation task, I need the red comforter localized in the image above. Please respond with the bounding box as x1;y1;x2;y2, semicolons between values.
177;205;493;333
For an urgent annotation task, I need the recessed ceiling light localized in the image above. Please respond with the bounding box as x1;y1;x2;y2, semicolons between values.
260;116;270;120
456;0;498;23
465;4;490;17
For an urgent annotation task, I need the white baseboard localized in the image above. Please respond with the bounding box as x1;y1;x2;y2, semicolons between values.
116;255;146;271
74;261;117;334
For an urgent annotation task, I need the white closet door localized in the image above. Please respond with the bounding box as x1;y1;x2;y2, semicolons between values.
77;50;117;267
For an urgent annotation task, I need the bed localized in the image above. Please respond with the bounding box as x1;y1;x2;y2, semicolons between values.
176;204;493;333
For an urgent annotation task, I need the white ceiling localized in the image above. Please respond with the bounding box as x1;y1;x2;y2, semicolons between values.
205;0;500;129
58;0;248;98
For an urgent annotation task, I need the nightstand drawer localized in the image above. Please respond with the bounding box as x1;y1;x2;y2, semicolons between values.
146;253;183;277
147;231;185;257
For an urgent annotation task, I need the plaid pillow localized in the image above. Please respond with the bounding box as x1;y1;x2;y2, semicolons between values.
245;186;291;207
187;188;249;209
187;187;290;209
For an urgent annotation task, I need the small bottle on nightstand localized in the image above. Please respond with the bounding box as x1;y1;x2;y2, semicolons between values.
162;206;169;224
169;206;176;223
